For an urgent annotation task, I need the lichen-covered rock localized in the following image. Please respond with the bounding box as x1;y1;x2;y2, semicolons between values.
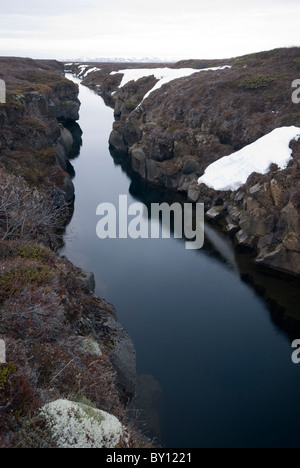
78;336;102;357
41;399;126;448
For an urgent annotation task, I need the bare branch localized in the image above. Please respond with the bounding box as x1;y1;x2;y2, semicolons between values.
0;170;69;247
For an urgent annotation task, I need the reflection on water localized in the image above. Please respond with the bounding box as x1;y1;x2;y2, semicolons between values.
61;74;300;448
132;375;163;444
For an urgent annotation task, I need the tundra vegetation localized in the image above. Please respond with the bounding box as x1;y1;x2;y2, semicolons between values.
0;58;151;448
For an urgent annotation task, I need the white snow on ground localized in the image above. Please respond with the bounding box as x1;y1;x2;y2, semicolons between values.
78;65;88;77
142;66;231;102
198;126;300;191
83;67;101;78
64;63;73;66
111;66;231;103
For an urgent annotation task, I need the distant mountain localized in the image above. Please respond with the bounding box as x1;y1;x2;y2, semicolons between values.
64;56;175;63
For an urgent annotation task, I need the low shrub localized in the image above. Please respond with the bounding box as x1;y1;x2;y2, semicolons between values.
239;75;276;89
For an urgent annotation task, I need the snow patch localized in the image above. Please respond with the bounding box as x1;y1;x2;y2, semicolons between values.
41;399;125;449
142;66;231;102
198;126;300;191
111;66;231;103
78;65;89;77
83;67;101;78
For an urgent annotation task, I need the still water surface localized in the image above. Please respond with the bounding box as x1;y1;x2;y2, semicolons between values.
61;75;300;448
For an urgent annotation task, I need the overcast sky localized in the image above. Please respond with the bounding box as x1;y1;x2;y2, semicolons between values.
1;0;300;60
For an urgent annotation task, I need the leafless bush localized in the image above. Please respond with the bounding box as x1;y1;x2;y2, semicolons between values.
0;170;68;247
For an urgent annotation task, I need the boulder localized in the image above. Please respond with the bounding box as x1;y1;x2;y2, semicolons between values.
234;191;245;203
227;204;242;222
187;185;201;203
109;129;128;153
206;206;224;220
236;230;256;250
255;245;300;276
79;270;96;293
282;232;300;252
226;222;240;234
41;399;125;449
239;210;275;238
248;183;273;206
182;158;201;175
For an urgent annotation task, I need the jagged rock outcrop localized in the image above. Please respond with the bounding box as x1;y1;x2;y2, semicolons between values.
0;58;80;202
214;169;300;276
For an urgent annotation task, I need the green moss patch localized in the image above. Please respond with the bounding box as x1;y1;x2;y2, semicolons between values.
238;75;276;89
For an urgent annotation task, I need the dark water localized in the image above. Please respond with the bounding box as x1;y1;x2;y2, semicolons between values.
61;75;300;448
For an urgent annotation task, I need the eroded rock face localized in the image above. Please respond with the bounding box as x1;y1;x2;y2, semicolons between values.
56;126;74;172
109;129;128;153
56;100;80;121
0;58;80;202
78;293;137;403
105;48;300;276
101;313;137;403
209;173;300;276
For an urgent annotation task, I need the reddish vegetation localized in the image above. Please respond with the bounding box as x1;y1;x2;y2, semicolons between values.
0;59;151;448
0;238;152;447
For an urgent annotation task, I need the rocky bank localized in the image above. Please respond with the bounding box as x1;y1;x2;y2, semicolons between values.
0;58;80;202
73;49;300;277
0;59;146;448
